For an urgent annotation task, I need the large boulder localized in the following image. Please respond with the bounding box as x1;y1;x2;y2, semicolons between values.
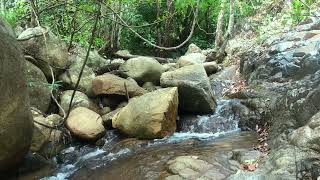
112;87;179;139
26;61;51;113
68;47;111;71
289;111;320;151
177;53;206;68
119;57;164;85
66;107;105;141
166;156;227;180
160;65;216;114
92;73;146;97
17;27;69;78
0;20;33;170
31;113;63;157
59;90;99;116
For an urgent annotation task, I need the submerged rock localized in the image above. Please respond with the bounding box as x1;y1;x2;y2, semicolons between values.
26;60;51;113
92;73;146;97
119;57;164;85
112;87;178;139
66;107;105;141
0;19;33;170
166;156;227;180
160;64;216;114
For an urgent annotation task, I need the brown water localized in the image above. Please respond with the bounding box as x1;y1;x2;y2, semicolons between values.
71;132;256;180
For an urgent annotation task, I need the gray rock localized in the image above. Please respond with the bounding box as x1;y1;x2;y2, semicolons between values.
18;27;69;79
0;19;33;170
112;88;178;139
119;57;164;85
26;60;51;113
59;62;96;96
160;64;216;114
185;43;202;54
66;107;105;141
177;53;206;68
59;90;99;116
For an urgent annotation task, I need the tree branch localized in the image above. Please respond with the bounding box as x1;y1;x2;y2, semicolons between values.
101;0;200;51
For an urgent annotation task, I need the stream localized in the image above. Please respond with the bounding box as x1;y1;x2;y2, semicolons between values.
7;66;257;180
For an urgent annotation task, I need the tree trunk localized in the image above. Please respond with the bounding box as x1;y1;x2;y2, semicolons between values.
216;0;235;62
156;0;162;56
29;0;38;27
161;0;174;56
215;0;227;49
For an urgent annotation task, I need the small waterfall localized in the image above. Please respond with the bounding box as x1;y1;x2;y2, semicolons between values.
178;99;241;134
44;69;243;179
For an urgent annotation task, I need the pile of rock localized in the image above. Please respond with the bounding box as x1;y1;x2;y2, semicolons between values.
9;21;221;162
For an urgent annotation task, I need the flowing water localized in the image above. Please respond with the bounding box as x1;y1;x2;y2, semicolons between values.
6;66;256;180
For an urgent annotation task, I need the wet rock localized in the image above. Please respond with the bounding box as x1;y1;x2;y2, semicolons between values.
31;115;64;156
112;87;178;139
119;57;164;85
18;27;69;78
177;53;206;68
161;64;216;114
92;73;146;97
59;62;96;95
231;149;263;164
59;90;99;116
166;156;227;180
0;19;33;170
26;60;51;113
66;107;105;141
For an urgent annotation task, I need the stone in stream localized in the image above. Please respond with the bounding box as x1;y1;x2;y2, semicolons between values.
66;107;105;141
160;64;216;114
31;114;64;157
112;87;179;139
18;26;69;79
26;60;51;113
166;156;227;180
92;73;146;97
119;56;164;85
0;19;33;170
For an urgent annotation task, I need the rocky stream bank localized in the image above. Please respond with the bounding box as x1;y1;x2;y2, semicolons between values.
0;4;320;179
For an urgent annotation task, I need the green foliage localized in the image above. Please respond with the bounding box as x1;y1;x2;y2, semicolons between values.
2;0;275;57
1;0;28;27
290;0;313;24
